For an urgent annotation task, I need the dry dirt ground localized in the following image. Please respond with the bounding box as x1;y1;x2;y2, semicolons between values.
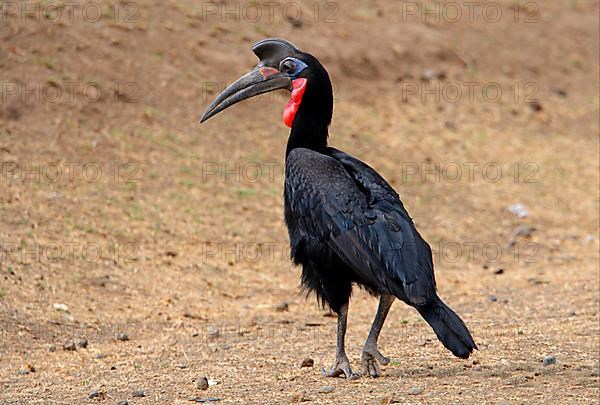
1;0;599;403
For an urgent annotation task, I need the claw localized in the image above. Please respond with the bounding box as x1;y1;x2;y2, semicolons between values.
361;347;389;378
322;356;359;379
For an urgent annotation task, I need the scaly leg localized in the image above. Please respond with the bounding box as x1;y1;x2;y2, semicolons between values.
322;303;358;379
361;294;394;377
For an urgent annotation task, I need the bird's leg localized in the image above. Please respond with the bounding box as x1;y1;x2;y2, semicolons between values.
322;303;358;379
361;294;394;377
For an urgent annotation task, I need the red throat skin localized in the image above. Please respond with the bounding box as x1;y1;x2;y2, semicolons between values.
283;78;307;128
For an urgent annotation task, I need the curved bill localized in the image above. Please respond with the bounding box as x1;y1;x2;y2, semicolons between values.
200;67;292;123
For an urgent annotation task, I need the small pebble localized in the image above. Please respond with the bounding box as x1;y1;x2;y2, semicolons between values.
197;376;209;390
494;268;504;275
488;295;498;302
408;387;423;395
543;355;556;366
551;88;567;98
567;310;576;317
48;345;56;352
116;332;129;341
528;101;543;112
274;301;289;312
188;397;220;403
132;390;146;397
206;327;220;339
17;369;30;375
508;203;528;218
63;342;77;351
300;358;314;368
319;386;334;394
118;401;129;405
78;339;88;348
89;391;101;399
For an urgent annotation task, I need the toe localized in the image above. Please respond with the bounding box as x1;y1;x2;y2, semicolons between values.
377;353;390;365
369;360;381;378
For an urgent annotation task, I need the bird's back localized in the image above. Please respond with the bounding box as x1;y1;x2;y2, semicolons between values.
284;147;436;306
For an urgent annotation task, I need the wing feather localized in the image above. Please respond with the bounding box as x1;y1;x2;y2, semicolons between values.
285;148;436;305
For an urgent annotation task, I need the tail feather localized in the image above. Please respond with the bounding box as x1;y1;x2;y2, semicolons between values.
416;297;477;359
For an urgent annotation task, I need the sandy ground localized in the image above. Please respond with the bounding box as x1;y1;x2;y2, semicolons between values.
0;0;599;403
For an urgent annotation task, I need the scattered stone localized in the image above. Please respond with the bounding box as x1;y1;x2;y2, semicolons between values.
197;376;209;390
319;386;334;394
421;69;446;81
472;359;479;365
528;101;543;112
89;390;101;399
53;303;69;312
408;387;423;395
444;121;456;131
508;203;528;218
110;366;117;370
118;401;129;405
94;353;104;359
116;332;129;341
274;301;289;312
285;16;302;28
300;358;314;368
188;397;221;403
507;225;535;247
567;310;576;317
543;355;556;366
17;369;30;375
494;268;504;275
206;327;220;339
78;339;88;349
48;344;56;352
488;295;498;302
132;390;146;397
63;342;77;351
551;88;567;98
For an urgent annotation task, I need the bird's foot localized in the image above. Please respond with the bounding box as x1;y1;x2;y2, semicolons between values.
322;354;359;379
361;345;390;378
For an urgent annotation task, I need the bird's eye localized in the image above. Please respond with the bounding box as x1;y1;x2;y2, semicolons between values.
281;59;296;74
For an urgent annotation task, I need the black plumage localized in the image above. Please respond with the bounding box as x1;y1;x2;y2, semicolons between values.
201;38;476;378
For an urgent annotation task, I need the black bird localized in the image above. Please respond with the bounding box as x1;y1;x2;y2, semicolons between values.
200;39;476;378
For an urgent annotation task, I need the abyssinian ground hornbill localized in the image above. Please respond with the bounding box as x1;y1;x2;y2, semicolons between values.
201;39;476;378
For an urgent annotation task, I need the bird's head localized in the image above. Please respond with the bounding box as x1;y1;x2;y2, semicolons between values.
200;38;333;129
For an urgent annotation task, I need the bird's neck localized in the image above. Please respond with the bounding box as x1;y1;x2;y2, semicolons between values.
285;87;332;158
285;121;328;157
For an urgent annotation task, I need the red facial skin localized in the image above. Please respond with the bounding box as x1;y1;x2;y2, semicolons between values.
258;67;279;78
283;78;307;128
